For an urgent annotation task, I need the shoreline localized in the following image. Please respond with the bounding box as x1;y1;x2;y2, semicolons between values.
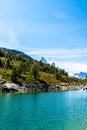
0;81;85;93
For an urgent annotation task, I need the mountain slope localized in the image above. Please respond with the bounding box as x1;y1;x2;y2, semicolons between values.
40;57;47;64
1;48;32;59
0;47;81;86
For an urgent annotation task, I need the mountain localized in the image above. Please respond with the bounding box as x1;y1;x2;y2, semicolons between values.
1;48;32;59
74;72;87;79
0;47;72;85
40;57;47;64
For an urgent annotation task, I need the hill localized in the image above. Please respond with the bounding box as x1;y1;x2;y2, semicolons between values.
0;47;82;86
1;48;31;59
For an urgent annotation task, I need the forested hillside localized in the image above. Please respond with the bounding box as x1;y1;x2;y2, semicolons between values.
0;48;81;85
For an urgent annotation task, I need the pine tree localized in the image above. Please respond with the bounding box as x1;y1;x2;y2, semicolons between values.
11;67;20;83
30;63;39;79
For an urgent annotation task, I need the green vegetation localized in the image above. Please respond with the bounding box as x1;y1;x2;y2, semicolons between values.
11;67;20;83
30;63;39;79
0;48;83;85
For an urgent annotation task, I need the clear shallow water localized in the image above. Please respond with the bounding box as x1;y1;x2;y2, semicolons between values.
0;91;87;130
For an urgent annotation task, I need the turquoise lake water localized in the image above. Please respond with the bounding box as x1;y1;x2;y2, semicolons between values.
0;90;87;130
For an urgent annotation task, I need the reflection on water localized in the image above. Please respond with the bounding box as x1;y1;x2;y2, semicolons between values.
0;91;87;129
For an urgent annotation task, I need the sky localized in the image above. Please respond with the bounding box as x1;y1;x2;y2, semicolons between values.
0;0;87;75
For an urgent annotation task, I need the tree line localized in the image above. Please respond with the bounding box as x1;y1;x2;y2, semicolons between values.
0;48;69;83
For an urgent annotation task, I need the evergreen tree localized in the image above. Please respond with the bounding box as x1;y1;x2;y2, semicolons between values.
0;48;4;57
0;59;3;68
51;62;55;68
11;67;20;83
18;61;28;74
6;59;12;69
55;72;62;80
30;63;39;79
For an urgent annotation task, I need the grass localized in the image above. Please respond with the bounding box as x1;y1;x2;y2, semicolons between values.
0;68;82;86
0;68;11;82
39;72;59;84
0;49;82;86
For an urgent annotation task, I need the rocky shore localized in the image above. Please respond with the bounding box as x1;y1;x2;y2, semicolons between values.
0;80;85;93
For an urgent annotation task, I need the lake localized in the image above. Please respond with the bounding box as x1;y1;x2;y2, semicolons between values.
0;90;87;130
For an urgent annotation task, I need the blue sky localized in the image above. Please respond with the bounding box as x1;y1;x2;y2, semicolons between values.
0;0;87;74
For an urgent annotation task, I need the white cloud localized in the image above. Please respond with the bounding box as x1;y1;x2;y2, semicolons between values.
27;48;87;59
48;60;87;75
7;27;20;49
26;48;87;75
0;26;20;49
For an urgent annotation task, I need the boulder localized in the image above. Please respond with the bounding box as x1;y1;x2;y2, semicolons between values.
2;83;19;93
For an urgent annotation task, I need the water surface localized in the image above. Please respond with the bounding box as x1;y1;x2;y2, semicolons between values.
0;90;87;130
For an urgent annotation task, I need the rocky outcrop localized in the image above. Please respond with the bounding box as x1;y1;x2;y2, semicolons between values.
0;81;83;93
25;83;61;92
0;82;61;93
1;83;19;93
25;83;49;92
67;85;81;91
83;86;87;90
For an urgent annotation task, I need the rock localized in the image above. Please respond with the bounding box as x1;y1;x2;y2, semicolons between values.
0;81;83;93
60;86;68;91
1;83;19;93
83;86;87;90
